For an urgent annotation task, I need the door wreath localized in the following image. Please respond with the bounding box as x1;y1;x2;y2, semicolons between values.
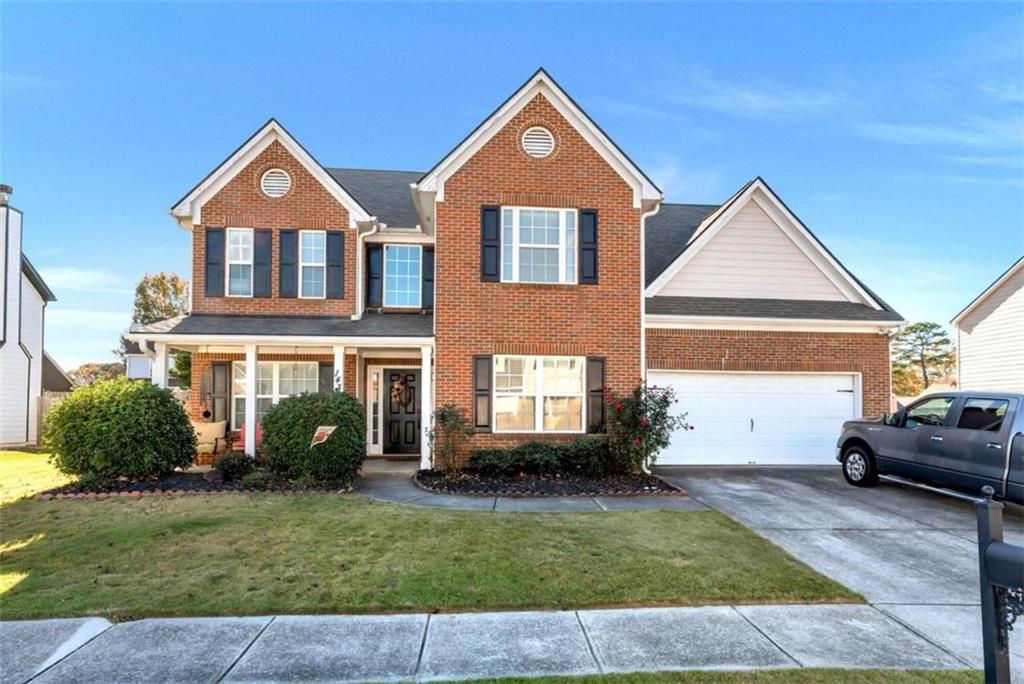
390;375;412;407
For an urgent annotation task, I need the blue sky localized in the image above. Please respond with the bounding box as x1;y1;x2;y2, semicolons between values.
3;2;1022;370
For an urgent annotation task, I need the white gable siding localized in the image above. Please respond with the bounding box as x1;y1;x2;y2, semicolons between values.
1;207;30;444
658;200;848;301
957;265;1024;392
20;272;44;443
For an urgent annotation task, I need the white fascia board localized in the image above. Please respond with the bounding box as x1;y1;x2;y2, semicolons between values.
644;179;883;309
170;120;371;229
126;332;434;347
951;255;1024;326
644;313;905;334
416;72;662;209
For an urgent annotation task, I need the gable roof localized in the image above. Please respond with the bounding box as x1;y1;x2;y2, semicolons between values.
326;168;423;228
645;177;894;313
414;68;662;209
42;351;73;392
21;255;55;302
170;119;372;228
952;255;1024;325
644;203;719;287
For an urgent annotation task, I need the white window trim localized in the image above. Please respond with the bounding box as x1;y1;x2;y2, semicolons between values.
299;229;327;300
383;244;423;309
225;228;254;298
492;355;586;434
501;207;577;285
231;361;318;429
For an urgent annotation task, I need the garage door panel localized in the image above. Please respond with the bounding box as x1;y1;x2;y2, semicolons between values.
648;371;857;466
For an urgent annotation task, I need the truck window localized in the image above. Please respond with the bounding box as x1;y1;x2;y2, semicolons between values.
956;398;1009;432
905;396;954;427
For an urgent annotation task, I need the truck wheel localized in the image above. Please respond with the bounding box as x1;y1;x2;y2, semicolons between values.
842;445;878;487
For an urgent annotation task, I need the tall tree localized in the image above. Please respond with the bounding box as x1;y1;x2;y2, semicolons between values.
69;362;125;386
116;273;193;387
891;322;954;389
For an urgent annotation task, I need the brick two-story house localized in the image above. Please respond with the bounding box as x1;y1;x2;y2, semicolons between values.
130;69;904;468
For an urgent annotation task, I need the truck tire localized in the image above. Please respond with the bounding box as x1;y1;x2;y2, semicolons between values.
842;445;878;487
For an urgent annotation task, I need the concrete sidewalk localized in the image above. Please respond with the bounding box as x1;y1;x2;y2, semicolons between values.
1;603;972;684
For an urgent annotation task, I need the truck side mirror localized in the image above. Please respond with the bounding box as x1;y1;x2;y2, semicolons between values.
884;412;901;427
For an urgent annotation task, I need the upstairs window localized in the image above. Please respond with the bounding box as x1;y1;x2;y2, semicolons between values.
299;230;326;298
226;228;254;296
384;244;422;308
501;208;576;284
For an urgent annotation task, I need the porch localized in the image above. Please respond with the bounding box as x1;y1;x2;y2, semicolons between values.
150;341;434;468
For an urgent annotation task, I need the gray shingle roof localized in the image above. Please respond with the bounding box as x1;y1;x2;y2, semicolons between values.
646;296;904;322
132;312;433;338
326;168;423;228
644;203;719;287
22;255;55;302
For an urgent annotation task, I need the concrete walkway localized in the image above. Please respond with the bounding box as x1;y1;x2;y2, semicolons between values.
356;460;706;512
1;603;972;684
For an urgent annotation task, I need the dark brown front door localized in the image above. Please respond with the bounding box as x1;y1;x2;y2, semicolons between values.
384;369;420;454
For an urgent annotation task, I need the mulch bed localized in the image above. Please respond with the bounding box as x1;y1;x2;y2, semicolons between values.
414;470;682;497
36;472;353;500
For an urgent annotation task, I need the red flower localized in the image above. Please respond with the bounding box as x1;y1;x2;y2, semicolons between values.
634;438;642;445
614;402;622;410
640;417;649;426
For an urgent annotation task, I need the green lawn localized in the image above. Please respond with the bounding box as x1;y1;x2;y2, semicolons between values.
457;670;979;684
0;450;71;505
1;451;860;620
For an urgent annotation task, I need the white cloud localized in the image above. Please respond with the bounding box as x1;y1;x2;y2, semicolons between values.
38;267;132;294
666;66;843;120
943;154;1024;169
0;73;61;91
980;82;1024;103
857;116;1022;149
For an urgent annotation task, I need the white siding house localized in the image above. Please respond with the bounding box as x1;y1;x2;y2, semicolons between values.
0;186;57;445
952;256;1024;393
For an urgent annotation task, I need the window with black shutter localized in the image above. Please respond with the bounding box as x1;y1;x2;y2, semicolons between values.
326;231;345;299
365;244;383;308
586;357;606;433
480;206;500;282
579;209;598;284
253;229;272;298
473;355;492;432
204;228;225;296
279;230;297;298
422;246;435;309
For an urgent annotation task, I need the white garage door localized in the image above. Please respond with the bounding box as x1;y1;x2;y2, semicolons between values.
647;371;858;466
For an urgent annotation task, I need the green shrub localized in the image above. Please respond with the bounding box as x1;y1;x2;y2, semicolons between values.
44;377;196;483
261;392;365;485
428;403;471;470
606;384;690;471
240;469;275;489
468;437;613;477
214;451;254;481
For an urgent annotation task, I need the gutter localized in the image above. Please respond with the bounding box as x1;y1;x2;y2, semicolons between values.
352;218;380;321
639;198;664;475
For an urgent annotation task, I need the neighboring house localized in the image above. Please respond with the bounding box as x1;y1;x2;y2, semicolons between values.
42;352;73;392
125;340;153;381
1;184;58;446
952;256;1024;392
129;69;903;467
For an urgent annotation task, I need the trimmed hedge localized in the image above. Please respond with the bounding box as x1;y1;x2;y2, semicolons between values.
468;437;617;478
44;377;196;483
214;451;254;481
261;392;365;485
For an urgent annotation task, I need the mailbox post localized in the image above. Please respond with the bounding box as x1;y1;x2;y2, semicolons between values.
976;486;1024;684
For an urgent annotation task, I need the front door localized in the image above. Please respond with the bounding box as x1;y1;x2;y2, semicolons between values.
384;369;420;454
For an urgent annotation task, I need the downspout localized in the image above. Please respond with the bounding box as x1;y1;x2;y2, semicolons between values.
639;198;663;474
352;218;380;321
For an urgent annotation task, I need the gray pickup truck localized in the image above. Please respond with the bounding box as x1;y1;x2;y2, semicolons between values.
836;391;1023;504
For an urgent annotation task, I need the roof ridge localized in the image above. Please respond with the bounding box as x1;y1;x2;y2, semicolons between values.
326;166;424;175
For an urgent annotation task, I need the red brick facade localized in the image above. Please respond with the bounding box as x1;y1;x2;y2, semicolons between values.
192;140;357;316
645;328;892;417
433;94;643;451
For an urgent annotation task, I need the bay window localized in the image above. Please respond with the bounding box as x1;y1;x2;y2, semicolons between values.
384;244;422;307
226;228;254;296
299;230;326;298
231;361;318;428
501;208;576;284
493;355;584;432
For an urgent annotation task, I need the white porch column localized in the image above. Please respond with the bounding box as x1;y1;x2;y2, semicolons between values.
244;344;257;457
152;343;168;388
333;345;346;392
420;345;433;469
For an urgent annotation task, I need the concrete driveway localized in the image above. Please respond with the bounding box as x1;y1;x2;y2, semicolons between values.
655;465;1024;675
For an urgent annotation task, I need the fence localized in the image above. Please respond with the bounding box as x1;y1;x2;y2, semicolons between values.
35;391;70;444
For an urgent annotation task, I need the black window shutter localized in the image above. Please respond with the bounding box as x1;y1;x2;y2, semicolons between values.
480;206;501;282
473;355;492;432
318;362;335;393
211;362;230;424
279;230;297;298
253;229;272;298
579;209;598;284
366;244;383;308
204;228;225;297
422;246;435;309
586;357;606;433
326;231;345;299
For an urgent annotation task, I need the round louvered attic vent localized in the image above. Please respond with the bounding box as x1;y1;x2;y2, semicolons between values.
522;126;555;158
260;168;292;198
